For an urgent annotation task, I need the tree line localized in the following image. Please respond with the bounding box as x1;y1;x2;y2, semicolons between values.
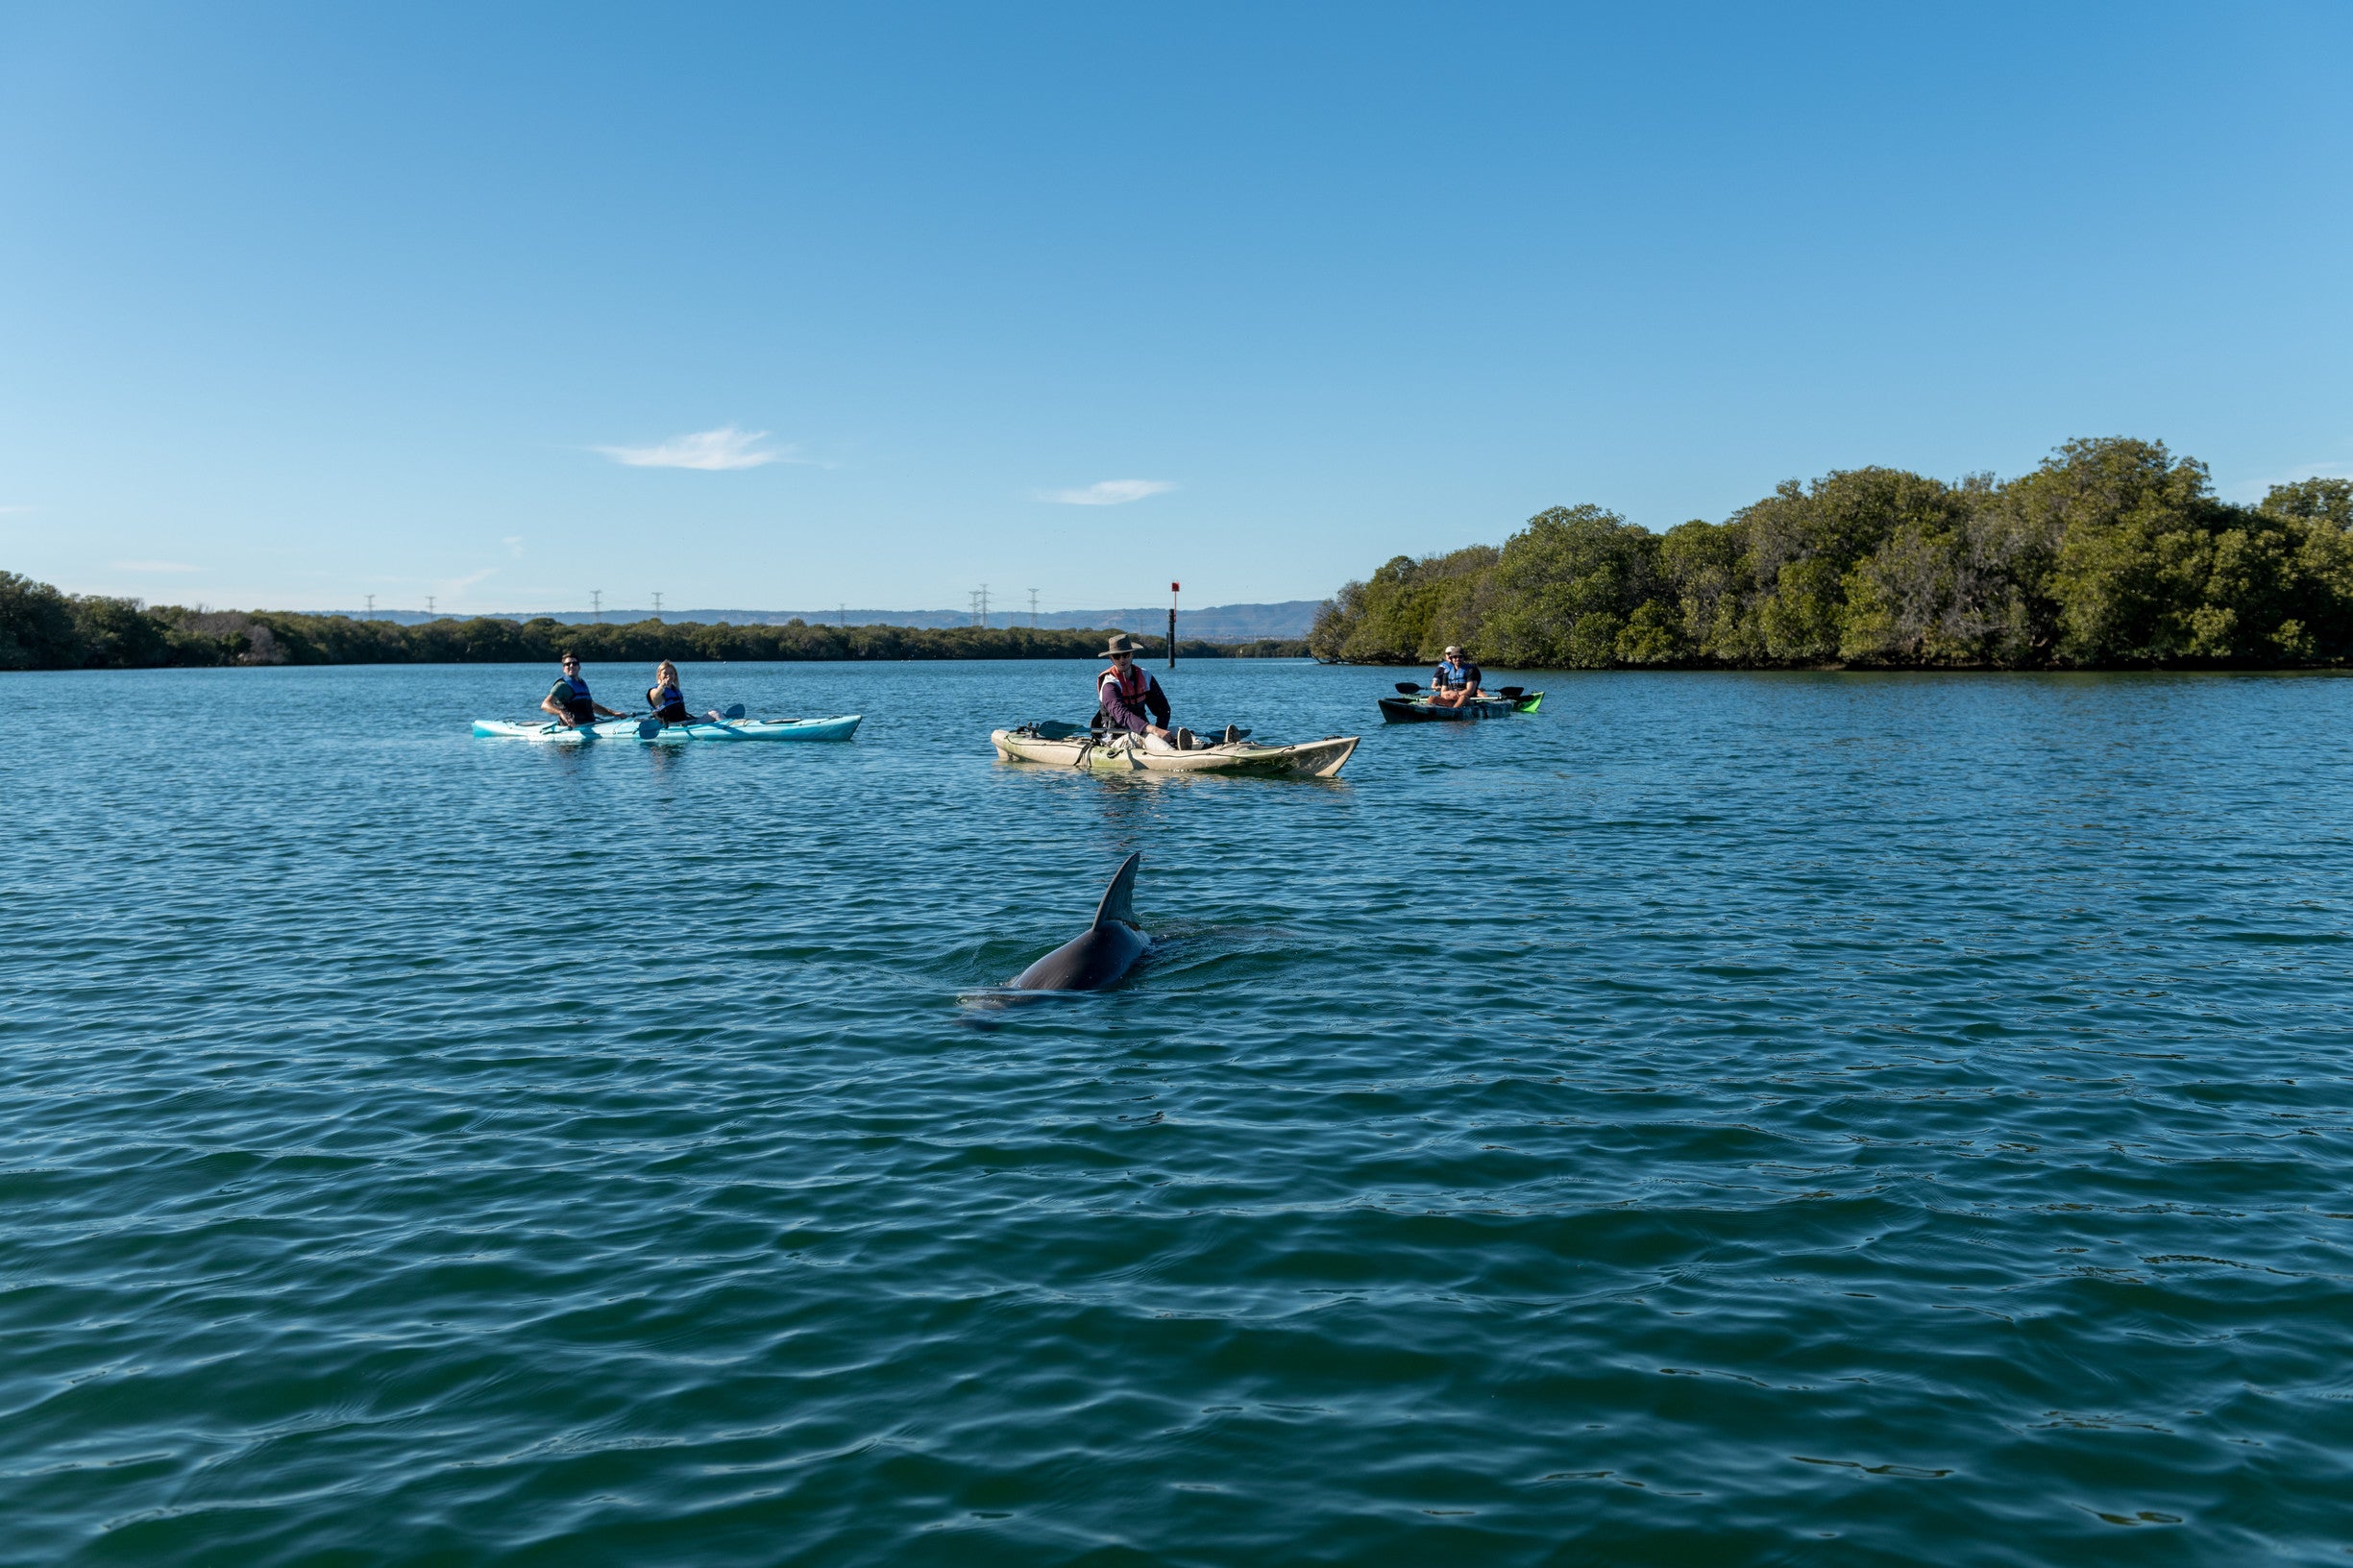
1310;437;2353;669
0;583;1307;671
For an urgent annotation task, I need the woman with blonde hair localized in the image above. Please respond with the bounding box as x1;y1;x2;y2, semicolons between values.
645;660;722;725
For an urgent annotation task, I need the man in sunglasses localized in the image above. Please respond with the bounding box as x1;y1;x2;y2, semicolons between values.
539;653;626;728
1431;644;1485;710
1094;633;1178;747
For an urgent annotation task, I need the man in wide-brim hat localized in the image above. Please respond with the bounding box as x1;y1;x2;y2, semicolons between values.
1096;633;1176;746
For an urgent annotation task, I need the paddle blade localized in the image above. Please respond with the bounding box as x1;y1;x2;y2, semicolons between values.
1393;681;1422;694
721;703;746;720
1498;685;1525;698
636;717;662;739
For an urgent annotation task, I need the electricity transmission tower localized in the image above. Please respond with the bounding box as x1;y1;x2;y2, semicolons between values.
363;594;375;618
1028;588;1039;628
426;596;435;618
652;592;663;617
590;589;602;624
839;602;846;627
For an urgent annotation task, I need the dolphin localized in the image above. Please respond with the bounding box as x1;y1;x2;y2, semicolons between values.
1007;852;1148;992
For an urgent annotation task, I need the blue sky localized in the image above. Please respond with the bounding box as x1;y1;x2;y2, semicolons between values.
2;3;2348;615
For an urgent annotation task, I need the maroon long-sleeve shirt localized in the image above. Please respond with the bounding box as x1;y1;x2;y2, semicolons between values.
1098;669;1168;733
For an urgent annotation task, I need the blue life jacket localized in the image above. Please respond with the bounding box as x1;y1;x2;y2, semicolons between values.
552;672;595;720
649;682;689;722
1434;658;1479;692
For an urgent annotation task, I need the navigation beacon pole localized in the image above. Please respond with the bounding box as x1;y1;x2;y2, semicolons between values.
1168;581;1179;670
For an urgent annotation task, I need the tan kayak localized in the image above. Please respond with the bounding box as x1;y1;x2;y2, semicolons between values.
991;723;1360;779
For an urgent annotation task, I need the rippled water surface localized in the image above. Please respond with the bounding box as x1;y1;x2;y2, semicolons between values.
5;659;2351;1565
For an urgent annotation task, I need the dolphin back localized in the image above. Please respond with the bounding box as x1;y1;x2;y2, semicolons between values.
1007;922;1147;991
1093;852;1141;930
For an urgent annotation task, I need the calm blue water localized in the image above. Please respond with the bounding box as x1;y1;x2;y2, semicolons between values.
4;659;2349;1565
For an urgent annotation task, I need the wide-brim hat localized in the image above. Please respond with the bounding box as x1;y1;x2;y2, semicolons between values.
1102;634;1145;657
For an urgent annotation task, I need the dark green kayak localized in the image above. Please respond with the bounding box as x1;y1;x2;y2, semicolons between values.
1378;693;1543;723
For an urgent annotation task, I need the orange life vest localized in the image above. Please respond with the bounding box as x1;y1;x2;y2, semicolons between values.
1099;662;1152;706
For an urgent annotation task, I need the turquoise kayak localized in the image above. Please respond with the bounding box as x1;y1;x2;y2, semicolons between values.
472;715;862;743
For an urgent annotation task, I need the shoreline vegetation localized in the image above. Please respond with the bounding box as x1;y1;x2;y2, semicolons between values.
0;589;1308;671
1310;438;2353;670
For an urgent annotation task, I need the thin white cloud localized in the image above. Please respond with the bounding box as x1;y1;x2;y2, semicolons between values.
0;504;32;516
592;425;793;471
502;535;525;557
2228;455;2353;503
1035;478;1179;506
111;559;198;573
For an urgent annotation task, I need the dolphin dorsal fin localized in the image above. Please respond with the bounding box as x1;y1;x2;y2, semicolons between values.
1092;852;1141;930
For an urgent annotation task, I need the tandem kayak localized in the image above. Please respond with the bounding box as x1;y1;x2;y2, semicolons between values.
992;723;1359;778
472;715;863;743
1378;692;1543;723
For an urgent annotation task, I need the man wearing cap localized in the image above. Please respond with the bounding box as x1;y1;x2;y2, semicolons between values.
1095;634;1177;747
1431;645;1485;710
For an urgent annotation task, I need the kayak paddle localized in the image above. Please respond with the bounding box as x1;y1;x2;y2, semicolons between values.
1498;685;1525;698
1393;681;1423;694
637;703;747;738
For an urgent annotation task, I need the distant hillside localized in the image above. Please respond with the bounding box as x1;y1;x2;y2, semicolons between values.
318;600;1324;641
